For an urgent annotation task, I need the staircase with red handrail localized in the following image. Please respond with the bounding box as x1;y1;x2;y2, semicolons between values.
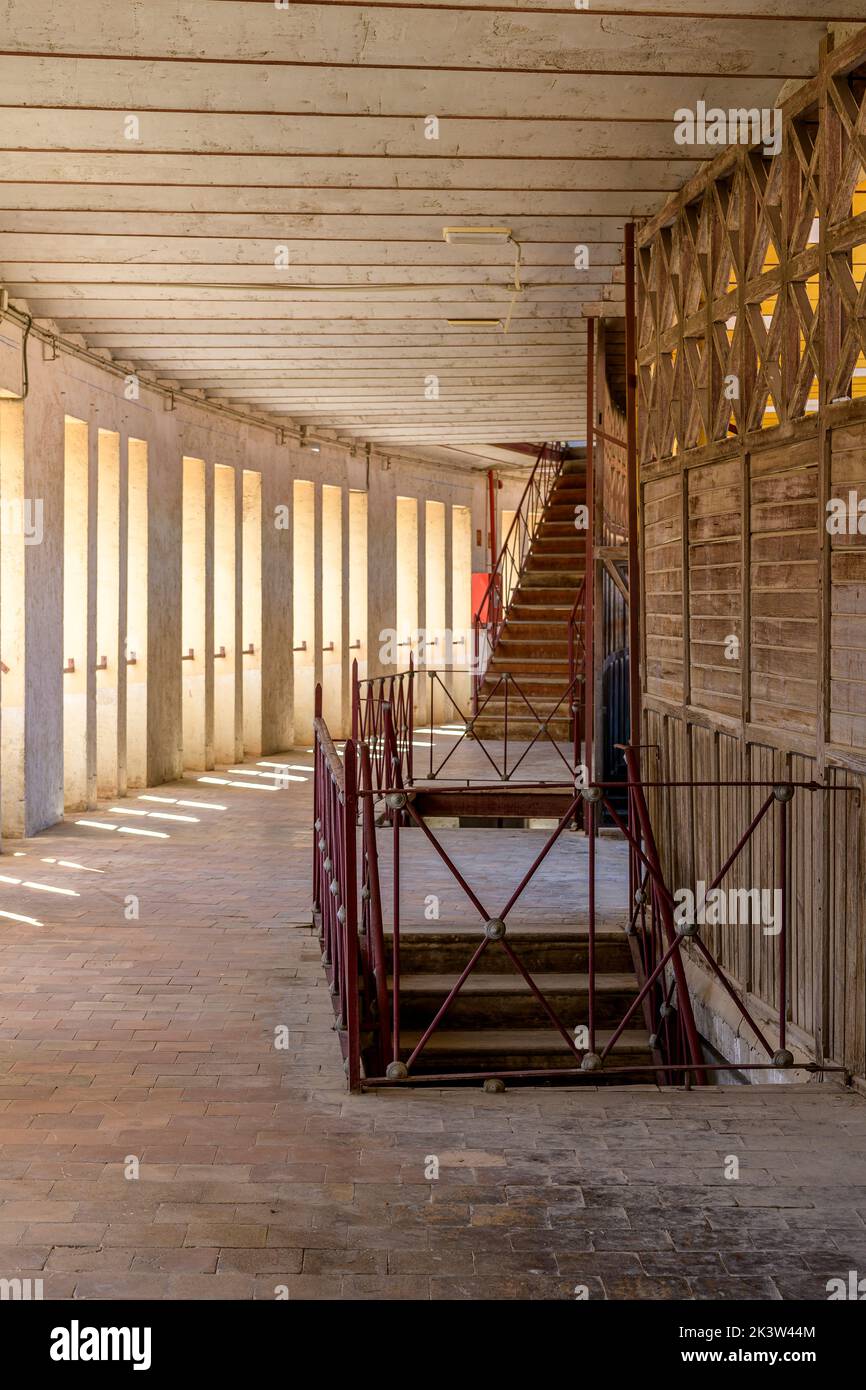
473;448;588;744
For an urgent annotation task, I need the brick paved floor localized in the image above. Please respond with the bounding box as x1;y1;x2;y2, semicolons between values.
0;750;864;1300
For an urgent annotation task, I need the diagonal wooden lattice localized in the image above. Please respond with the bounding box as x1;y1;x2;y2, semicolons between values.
637;33;866;457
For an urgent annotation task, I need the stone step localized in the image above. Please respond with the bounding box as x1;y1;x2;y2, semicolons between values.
386;927;632;974
520;570;584;588
509;590;576;607
496;644;580;660
398;1027;652;1075
478;672;575;693
489;649;570;667
391;971;639;1028
499;621;577;641
524;548;585;566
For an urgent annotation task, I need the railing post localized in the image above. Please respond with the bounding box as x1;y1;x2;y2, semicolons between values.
587;795;597;1058
391;783;402;1071
585;319;595;783
359;743;390;1068
625;221;642;751
343;740;361;1091
623;744;706;1082
407;652;415;785
312;682;323;918
776;786;791;1059
351;656;359;743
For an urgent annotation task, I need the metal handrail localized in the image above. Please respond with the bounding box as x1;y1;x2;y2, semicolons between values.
312;684;359;1088
352;655;414;790
472;442;563;703
567;577;587;776
311;725;853;1090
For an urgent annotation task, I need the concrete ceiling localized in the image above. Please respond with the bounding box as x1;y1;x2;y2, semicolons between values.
0;1;856;459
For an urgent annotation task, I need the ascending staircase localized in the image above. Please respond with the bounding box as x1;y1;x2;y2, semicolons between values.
474;452;586;741
385;922;652;1078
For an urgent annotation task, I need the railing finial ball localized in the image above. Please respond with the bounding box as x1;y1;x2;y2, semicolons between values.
772;782;795;803
386;791;407;810
773;1048;794;1068
659;1003;673;1019
386;1061;408;1080
482;1077;506;1093
580;785;603;803
581;1052;602;1071
318;837;327;853
676;920;699;938
484;917;507;940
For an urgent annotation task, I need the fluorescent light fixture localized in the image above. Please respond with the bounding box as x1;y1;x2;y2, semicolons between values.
443;226;512;245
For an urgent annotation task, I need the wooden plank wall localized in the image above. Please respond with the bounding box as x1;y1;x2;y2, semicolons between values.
644;474;683;703
830;425;866;751
639;421;866;1076
749;438;819;737
633;27;866;1077
688;457;742;719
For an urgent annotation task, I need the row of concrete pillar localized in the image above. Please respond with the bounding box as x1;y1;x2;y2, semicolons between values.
0;348;499;841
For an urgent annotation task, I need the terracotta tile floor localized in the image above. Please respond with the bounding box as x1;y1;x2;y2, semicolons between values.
0;751;864;1300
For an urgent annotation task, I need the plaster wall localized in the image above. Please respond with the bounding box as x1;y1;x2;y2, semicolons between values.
0;329;506;835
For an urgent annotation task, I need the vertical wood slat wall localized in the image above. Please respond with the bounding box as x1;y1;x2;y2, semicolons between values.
635;28;866;1075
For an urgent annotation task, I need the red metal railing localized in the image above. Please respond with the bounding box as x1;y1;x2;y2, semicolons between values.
352;654;586;788
472;442;563;704
312;714;850;1089
351;655;414;792
567;577;587;773
419;666;583;783
312;687;360;1090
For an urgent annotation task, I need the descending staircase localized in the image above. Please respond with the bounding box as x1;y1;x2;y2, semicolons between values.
474;452;586;740
384;922;653;1078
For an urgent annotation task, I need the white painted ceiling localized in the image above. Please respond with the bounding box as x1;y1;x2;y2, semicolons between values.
0;1;855;462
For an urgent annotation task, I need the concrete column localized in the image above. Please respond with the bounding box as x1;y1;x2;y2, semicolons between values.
367;458;396;681
260;443;291;753
444;501;454;704
147;419;182;787
116;431;130;796
232;464;244;762
95;428;121;798
241;466;263;757
212;461;237;765
341;484;351;736
24;374;65;833
126;437;149;788
204;460;215;769
313;480;323;703
0;400;26;838
85;418;98;806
